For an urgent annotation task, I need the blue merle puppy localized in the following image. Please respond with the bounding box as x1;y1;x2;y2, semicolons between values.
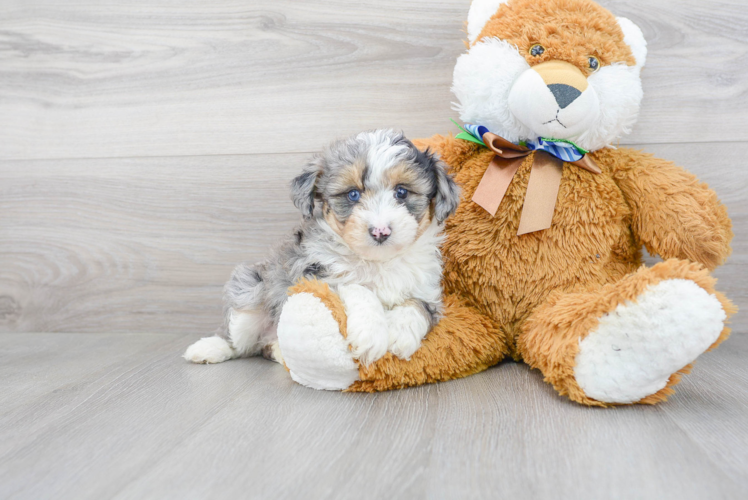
184;129;460;367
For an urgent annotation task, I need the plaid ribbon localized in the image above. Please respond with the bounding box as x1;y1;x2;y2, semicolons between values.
462;124;585;163
457;121;600;235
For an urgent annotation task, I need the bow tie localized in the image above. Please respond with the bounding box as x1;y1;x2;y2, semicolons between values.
455;122;600;235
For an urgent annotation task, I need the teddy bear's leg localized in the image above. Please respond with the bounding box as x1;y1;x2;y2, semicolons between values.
276;279;360;391
277;279;509;391
518;259;736;406
350;294;508;392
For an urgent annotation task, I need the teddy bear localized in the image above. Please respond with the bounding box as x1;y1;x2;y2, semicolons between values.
274;0;736;406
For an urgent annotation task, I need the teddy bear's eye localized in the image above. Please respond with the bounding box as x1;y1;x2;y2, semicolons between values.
588;56;601;72
529;44;545;57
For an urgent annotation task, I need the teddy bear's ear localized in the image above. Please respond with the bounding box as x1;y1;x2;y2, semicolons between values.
617;17;648;71
467;0;509;44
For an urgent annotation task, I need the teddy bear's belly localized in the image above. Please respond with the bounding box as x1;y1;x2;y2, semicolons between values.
442;161;641;342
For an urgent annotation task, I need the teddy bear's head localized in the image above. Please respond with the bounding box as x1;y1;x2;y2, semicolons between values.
453;0;647;152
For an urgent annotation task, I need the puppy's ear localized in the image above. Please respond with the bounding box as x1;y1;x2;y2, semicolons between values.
427;150;461;223
290;156;323;219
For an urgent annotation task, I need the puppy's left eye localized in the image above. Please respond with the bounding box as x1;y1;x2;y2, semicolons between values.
395;187;408;200
347;189;361;202
588;56;600;72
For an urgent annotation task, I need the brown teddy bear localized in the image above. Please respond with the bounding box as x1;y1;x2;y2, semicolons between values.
275;0;736;406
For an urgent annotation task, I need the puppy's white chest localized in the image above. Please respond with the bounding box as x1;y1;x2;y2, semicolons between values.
351;251;442;308
368;264;419;308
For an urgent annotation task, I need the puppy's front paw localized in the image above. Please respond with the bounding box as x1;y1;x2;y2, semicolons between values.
348;321;389;367
338;284;388;366
386;305;430;360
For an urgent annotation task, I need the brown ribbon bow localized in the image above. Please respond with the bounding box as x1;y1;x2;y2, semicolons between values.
471;132;601;235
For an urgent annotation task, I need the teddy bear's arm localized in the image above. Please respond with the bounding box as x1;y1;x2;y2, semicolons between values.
413;134;480;174
611;149;733;271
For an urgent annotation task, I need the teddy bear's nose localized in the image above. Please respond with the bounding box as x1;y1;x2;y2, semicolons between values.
548;83;582;109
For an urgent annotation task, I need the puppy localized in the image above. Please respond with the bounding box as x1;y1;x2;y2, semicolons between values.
184;129;460;367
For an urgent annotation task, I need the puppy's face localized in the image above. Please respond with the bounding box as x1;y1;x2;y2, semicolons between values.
291;130;460;261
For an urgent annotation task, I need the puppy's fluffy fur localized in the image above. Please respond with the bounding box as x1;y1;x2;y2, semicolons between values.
184;129;460;366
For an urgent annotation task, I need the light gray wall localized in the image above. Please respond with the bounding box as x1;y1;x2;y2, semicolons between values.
1;0;745;334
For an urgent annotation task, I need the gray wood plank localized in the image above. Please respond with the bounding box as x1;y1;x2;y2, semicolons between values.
660;334;748;492
0;333;284;499
0;333;182;417
424;360;746;500
0;153;305;334
1;0;746;161
1;142;745;335
0;332;746;499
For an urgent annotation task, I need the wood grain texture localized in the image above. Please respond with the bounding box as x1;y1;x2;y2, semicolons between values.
1;1;747;497
1;142;745;335
0;0;746;161
0;153;304;334
0;332;746;499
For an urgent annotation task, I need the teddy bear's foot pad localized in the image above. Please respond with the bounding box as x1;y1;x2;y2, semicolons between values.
277;292;359;391
574;279;726;404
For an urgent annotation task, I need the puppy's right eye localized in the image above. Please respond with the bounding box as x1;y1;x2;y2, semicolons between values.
347;189;361;202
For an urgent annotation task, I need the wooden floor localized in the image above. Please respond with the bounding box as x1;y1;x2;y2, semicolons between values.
0;332;747;499
1;0;747;498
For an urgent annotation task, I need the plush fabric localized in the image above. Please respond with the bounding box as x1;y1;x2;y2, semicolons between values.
344;141;736;405
475;0;636;67
278;279;360;390
277;0;736;406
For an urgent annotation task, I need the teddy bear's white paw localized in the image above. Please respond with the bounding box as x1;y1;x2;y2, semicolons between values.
386;305;430;360
574;279;726;404
277;292;359;391
338;284;389;366
183;336;236;364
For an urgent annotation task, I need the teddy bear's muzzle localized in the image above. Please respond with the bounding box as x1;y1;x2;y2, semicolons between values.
533;60;589;104
508;59;600;141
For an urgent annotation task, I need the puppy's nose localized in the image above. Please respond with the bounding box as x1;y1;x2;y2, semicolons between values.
369;225;391;243
548;83;582;109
